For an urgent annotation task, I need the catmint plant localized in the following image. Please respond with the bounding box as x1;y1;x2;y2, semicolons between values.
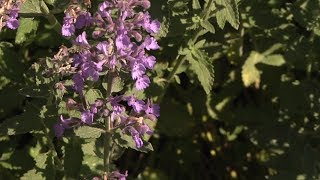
46;0;161;178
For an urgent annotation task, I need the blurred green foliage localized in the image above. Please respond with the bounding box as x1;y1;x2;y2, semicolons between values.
1;0;320;179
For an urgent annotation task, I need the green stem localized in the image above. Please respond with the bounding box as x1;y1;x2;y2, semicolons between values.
104;72;114;177
39;118;63;170
40;0;62;35
157;55;186;103
307;33;315;80
104;117;111;177
157;0;214;103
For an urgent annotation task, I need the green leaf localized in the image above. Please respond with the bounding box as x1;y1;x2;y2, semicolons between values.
0;85;24;119
168;0;189;16
82;141;96;156
0;105;43;136
241;51;264;87
192;0;201;9
15;18;39;44
215;0;240;29
84;89;103;104
81;155;103;175
174;75;181;84
74;126;104;139
200;20;215;33
21;169;44;180
113;129;154;153
0;42;25;81
64;137;84;179
195;39;207;48
187;49;214;94
20;0;42;14
260;54;286;66
102;76;124;93
30;140;55;180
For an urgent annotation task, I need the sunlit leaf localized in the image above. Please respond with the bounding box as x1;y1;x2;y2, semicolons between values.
215;0;240;29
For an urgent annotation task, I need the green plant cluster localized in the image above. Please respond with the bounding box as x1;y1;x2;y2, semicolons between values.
0;0;320;179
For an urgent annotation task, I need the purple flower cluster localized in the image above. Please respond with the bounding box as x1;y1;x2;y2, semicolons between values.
0;0;23;30
109;170;128;180
110;95;160;148
93;170;128;180
53;0;161;149
60;0;160;91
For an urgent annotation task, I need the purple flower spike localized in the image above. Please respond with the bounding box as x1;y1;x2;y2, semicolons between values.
109;171;128;180
53;0;162;150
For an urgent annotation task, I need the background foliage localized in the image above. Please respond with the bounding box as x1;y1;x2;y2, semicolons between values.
1;0;320;179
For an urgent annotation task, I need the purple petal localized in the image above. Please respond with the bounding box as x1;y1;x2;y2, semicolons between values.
132;134;143;148
95;60;106;71
82;62;99;81
146;20;161;34
126;96;145;113
96;41;109;55
131;63;146;80
145;102;160;117
62;24;75;37
73;73;84;94
136;123;153;135
144;36;159;50
99;1;110;12
142;56;156;69
75;31;89;46
72;54;83;67
6;18;19;29
135;75;150;90
109;171;128;180
9;8;19;18
75;12;92;29
81;110;94;124
116;30;131;50
124;126;144;148
54;123;65;137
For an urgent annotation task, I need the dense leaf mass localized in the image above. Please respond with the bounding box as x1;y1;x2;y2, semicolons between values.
0;0;320;179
